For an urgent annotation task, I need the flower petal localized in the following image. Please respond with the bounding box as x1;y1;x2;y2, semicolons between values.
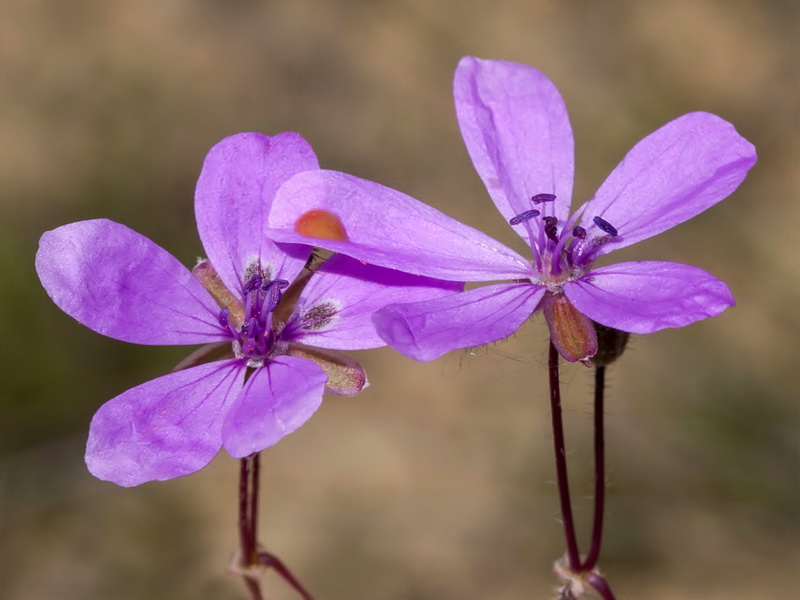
86;360;244;486
194;132;317;294
454;56;575;230
36;219;226;345
268;170;533;282
222;356;327;458
564;261;735;333
373;283;545;361
282;254;464;350
578;112;757;255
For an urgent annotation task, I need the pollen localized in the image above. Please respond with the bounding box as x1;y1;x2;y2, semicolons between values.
294;209;349;242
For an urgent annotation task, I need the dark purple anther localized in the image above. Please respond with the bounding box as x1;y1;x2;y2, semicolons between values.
572;226;587;239
218;307;230;329
243;274;263;295
509;209;541;225
531;193;557;204
593;216;619;237
544;216;559;243
262;279;289;312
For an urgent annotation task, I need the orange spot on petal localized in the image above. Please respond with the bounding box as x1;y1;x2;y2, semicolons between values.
294;209;349;242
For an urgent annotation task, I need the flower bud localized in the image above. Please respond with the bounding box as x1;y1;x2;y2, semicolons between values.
589;322;630;367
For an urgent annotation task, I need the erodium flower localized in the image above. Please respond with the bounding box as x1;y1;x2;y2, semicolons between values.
266;57;757;363
35;132;459;486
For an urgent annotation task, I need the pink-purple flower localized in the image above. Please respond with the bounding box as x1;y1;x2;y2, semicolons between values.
266;57;757;362
35;132;459;486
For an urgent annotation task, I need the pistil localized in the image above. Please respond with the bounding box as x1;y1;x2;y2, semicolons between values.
509;194;621;284
243;275;285;359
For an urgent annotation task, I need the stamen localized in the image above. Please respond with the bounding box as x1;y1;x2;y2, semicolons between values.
544;216;560;243
531;193;557;204
224;267;290;363
565;226;588;268
592;216;619;237
218;307;230;329
510;209;541;225
271;279;290;291
244;317;258;339
261;279;289;313
243;274;263;295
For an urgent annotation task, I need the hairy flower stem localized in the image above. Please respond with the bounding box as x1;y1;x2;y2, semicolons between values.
549;348;617;600
582;365;606;572
237;454;316;600
239;455;263;600
548;341;581;571
584;366;618;600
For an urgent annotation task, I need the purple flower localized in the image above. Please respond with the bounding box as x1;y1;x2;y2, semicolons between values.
266;57;757;362
36;132;459;486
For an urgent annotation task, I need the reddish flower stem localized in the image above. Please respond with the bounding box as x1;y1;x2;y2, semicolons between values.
238;369;260;599
239;455;263;600
237;453;316;600
582;365;606;572
258;551;316;600
547;341;581;571
250;453;261;556
587;572;616;600
241;572;263;600
548;346;619;598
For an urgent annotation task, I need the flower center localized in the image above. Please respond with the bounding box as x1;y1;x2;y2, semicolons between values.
509;194;620;284
218;269;289;368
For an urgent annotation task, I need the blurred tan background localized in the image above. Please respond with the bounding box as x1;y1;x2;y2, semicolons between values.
1;1;798;599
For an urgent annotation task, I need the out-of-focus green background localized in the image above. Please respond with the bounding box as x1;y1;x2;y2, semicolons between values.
1;1;797;598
